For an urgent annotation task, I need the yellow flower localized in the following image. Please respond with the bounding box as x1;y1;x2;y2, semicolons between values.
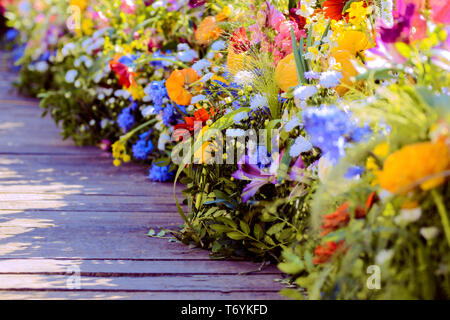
112;141;131;167
127;84;145;101
346;1;370;26
274;53;298;92
336;30;371;56
378;140;450;194
195;16;222;45
70;0;88;12
329;49;358;95
216;6;232;22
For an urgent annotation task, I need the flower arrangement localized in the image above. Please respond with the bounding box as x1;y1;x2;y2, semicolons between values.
3;0;450;299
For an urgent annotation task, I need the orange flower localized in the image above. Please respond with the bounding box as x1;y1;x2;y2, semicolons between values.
165;68;200;106
274;53;298;92
313;241;345;265
195;16;222;45
322;0;347;21
174;108;214;136
378;140;450;194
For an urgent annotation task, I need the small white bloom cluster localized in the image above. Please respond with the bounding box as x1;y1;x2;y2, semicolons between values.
319;71;343;88
289;135;313;157
381;0;394;28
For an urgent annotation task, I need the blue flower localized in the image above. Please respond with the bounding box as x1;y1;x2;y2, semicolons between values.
5;29;19;42
149;163;174;182
345;166;364;179
302;105;371;164
144;80;167;111
132;131;154;160
117;101;138;133
151;50;176;68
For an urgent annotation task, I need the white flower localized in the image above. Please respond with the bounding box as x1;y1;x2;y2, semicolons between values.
250;94;268;109
65;69;78;83
381;0;394;27
319;71;343;88
211;40;226;51
293;85;318;101
304;71;320;81
158;133;171;151
375;249;394;265
192;59;211;75
285;117;300;132
420;227;439;240
141;106;156;117
289;136;313;157
62;43;76;57
234;71;254;86
296;0;316;18
318;155;333;182
233;111;249;124
114;89;131;99
226;129;246;137
200;72;214;83
177;48;198;63
191;94;206;104
394;207;422;226
35;61;49;73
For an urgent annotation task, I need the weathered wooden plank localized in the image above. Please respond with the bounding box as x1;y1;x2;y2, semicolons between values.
0;274;285;291
0;259;280;275
0;290;284;300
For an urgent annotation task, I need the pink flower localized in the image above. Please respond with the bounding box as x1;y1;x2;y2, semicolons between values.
121;0;136;14
429;0;450;24
268;5;286;30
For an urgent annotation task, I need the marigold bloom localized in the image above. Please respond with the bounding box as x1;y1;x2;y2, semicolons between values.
165;68;200;106
313;241;345;265
378;140;450;194
194;16;222;45
275;53;298;92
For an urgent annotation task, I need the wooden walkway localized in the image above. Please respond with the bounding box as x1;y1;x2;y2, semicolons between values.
0;53;283;299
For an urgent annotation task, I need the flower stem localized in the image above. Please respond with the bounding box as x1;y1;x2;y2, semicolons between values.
431;189;450;248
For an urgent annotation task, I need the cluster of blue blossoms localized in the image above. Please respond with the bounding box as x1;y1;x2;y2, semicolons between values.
132;131;154;160
148;163;174;182
117;100;139;133
302;105;371;165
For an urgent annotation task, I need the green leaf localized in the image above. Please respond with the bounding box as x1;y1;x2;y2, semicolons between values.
227;231;247;240
279;289;304;300
278;261;304;274
267;222;286;236
254;224;264;240
290;27;305;84
240;220;251;235
210;224;233;233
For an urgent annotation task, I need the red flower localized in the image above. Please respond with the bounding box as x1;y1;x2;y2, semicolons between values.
230;27;251;54
322;0;348;21
109;58;136;88
173;108;215;140
289;8;306;30
320;192;378;236
313;241;345;265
